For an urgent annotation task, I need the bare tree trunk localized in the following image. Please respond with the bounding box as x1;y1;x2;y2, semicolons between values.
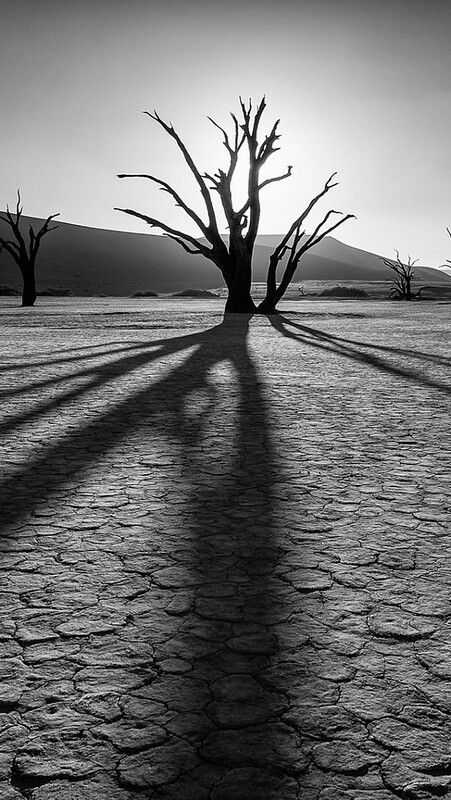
224;256;257;314
225;289;256;314
21;266;36;307
405;277;412;300
257;297;278;314
257;264;295;313
256;255;278;314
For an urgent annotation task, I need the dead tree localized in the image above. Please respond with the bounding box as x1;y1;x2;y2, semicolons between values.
382;251;419;300
446;227;451;267
116;98;354;314
0;192;59;306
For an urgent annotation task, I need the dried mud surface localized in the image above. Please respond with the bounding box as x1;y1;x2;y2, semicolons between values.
0;298;450;799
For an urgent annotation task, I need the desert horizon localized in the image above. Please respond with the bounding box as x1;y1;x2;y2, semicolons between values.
1;212;451;300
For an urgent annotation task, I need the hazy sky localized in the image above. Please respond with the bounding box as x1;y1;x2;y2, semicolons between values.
1;0;450;264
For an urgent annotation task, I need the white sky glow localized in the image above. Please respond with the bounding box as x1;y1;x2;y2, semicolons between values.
1;0;450;265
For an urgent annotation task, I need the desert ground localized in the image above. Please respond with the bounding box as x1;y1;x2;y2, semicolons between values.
1;297;450;800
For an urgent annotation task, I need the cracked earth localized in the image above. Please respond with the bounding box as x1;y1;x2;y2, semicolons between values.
0;298;450;800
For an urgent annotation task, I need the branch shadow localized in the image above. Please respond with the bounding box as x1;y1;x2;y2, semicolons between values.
1;317;297;796
282;310;451;366
5;308;449;796
0;340;153;375
269;313;451;394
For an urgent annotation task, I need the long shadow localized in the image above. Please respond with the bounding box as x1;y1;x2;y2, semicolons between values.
1;340;145;360
282;310;451;366
4;310;449;796
0;328;241;432
1;317;296;796
0;323;240;528
269;314;451;395
0;340;153;374
0;342;165;414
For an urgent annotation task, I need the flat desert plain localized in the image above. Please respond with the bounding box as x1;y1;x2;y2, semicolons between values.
0;298;450;800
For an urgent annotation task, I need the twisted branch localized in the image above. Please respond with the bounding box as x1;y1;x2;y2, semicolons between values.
113;207;213;260
117;173;208;236
143;111;220;242
263;174;354;307
0;191;59;267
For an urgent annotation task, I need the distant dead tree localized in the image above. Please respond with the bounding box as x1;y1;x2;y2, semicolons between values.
0;192;59;306
116;98;354;314
446;227;451;267
382;250;420;300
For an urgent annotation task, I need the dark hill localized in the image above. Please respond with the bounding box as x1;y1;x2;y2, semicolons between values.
249;235;447;283
0;215;449;295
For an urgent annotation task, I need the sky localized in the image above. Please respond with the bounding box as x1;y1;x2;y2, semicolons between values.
1;0;450;265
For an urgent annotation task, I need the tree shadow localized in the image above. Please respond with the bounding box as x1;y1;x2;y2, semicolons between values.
0;340;153;375
269;313;451;394
282;310;451;366
284;310;368;319
4;309;449;797
1;317;298;796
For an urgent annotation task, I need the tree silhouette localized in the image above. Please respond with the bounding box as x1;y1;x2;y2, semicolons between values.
0;192;59;307
116;98;354;314
382;250;419;300
446;226;451;267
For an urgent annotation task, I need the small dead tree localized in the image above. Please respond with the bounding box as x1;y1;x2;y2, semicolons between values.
446;227;451;267
382;251;419;300
116;98;354;314
0;192;59;306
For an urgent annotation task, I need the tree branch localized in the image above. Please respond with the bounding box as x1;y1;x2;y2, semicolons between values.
204;112;247;236
162;234;203;255
0;190;26;253
242;97;271;249
262;173;354;309
239;165;293;216
270;173;339;262
118;172;208;236
30;214;60;258
258;164;292;191
256;119;281;165
114;207;214;261
0;237;21;264
207;115;245;158
143;110;221;241
303;211;356;250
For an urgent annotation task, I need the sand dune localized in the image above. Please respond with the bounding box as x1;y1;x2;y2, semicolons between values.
0;215;449;295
